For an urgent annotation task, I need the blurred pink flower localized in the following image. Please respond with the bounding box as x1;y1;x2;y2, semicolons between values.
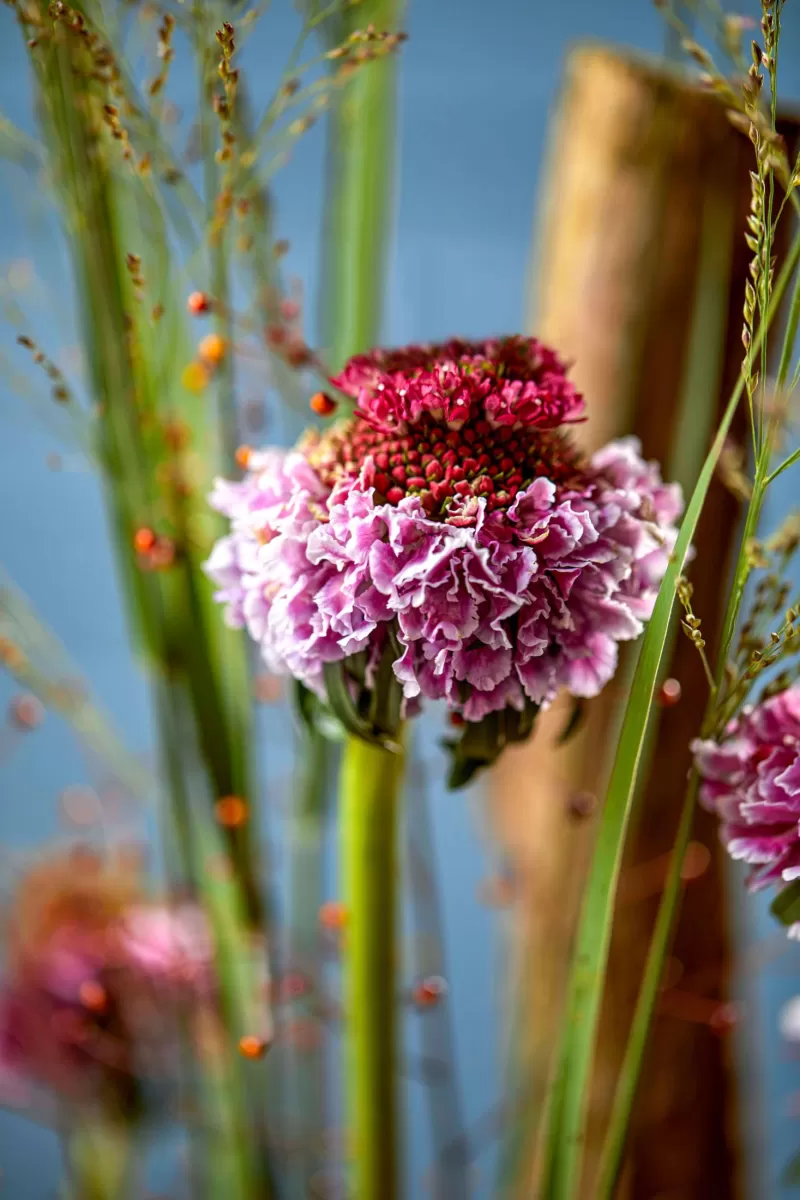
121;905;212;984
0;851;213;1116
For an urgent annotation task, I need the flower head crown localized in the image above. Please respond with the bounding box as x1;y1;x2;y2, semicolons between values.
206;336;682;785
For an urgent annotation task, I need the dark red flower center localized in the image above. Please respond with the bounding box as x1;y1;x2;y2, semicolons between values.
308;411;583;519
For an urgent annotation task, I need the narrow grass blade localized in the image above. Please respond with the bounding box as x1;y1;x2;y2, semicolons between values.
540;226;800;1200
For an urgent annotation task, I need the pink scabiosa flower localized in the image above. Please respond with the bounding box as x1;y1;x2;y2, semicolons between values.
206;336;682;784
693;686;800;932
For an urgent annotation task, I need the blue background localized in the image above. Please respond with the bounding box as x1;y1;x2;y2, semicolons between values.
2;1;800;1195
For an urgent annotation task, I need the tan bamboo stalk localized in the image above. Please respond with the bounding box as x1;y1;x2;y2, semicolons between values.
492;45;763;1198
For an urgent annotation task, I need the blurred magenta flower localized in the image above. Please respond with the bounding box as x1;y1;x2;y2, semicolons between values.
693;687;800;916
206;338;681;775
0;849;212;1118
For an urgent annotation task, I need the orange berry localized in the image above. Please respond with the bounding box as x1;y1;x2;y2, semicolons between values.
198;332;227;365
309;391;337;417
680;841;711;882
709;1001;739;1035
567;790;598;820
187;290;211;316
658;677;682;707
79;980;108;1013
478;874;515;908
0;638;24;670
319;900;348;931
60;785;101;827
181;360;210;393
412;975;447;1009
265;324;286;348
279;971;309;1002
254;673;282;703
282;1018;321;1053
286;340;312;369
215;795;249;828
163;421;190;451
133;526;157;554
235;444;253;469
9;693;45;731
238;1034;268;1059
147;538;176;571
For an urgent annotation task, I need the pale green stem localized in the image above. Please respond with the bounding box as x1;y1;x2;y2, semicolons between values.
66;1119;133;1200
594;773;699;1198
767;445;800;486
339;731;404;1200
540;225;800;1200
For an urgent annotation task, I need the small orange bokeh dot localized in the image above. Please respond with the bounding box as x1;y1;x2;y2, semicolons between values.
235;444;253;469
133;527;157;554
215;795;249;828
309;391;337;417
187;290;211;316
181;361;210;393
318;900;348;931
658;677;682;707
79;980;108;1013
412;975;447;1010
198;333;227;366
238;1034;267;1059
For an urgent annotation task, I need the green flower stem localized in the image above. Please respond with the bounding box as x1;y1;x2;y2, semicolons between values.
339;731;404;1200
66;1119;132;1200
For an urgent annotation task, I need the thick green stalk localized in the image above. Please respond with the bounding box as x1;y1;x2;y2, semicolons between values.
311;6;404;1192
539;226;800;1200
320;0;403;367
339;732;404;1200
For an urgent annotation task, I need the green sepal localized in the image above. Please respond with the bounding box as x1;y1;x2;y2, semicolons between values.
323;660;400;753
293;680;318;734
771;880;800;926
508;701;540;744
782;1150;800;1187
444;701;540;790
556;697;585;745
293;678;345;742
369;635;403;740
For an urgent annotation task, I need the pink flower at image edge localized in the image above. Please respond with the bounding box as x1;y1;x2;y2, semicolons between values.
693;686;800;932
